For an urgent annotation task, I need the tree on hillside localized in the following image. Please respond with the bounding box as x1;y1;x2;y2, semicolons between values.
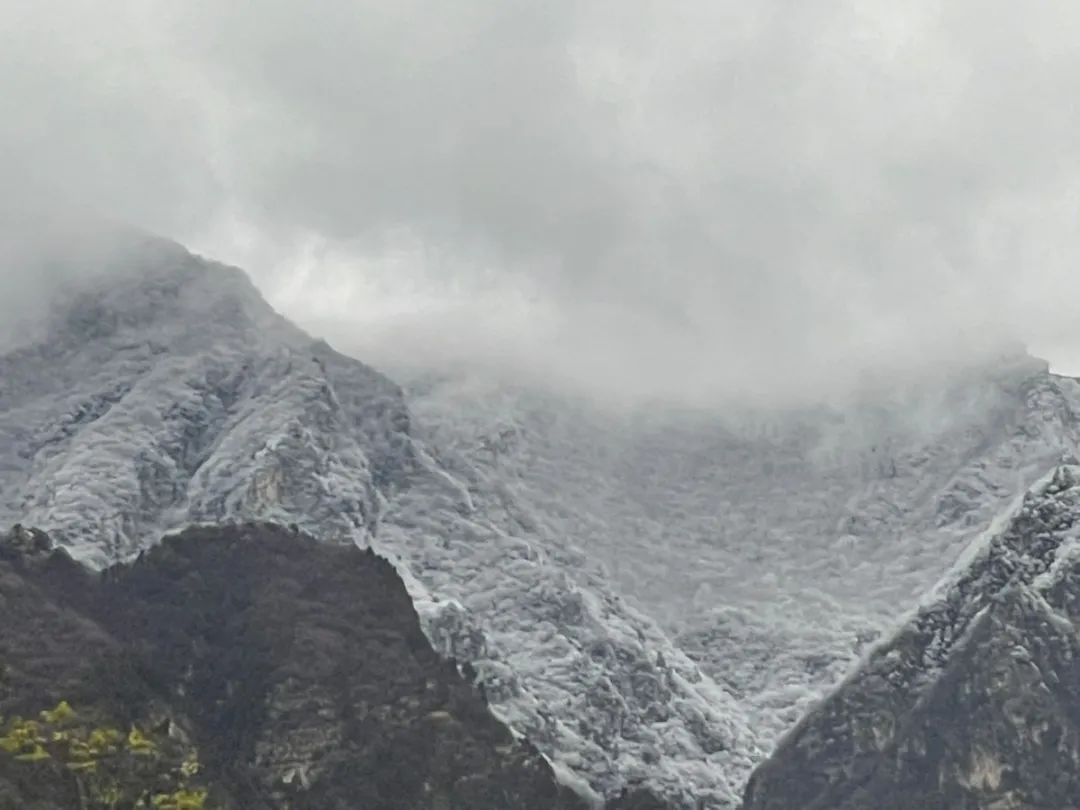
0;700;208;810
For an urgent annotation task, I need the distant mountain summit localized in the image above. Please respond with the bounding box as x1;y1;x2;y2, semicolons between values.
0;234;756;807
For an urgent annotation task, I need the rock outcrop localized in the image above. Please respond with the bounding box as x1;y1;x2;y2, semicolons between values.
0;522;591;810
743;466;1080;810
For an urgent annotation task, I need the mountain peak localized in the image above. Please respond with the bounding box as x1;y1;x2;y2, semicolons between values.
41;237;289;350
0;237;402;565
0;216;303;363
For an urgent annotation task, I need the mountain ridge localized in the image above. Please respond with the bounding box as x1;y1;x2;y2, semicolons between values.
0;237;757;806
743;464;1080;809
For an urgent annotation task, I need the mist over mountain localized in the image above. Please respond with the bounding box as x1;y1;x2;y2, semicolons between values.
4;2;1080;806
5;1;1080;406
2;232;1079;806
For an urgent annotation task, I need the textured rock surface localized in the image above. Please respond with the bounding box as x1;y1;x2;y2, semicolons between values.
395;363;1080;748
0;522;591;810
743;465;1080;810
0;238;752;806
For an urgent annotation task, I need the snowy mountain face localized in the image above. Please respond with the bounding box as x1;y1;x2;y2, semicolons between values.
0;239;408;564
4;235;1080;807
395;365;1080;747
744;465;1080;809
0;240;757;807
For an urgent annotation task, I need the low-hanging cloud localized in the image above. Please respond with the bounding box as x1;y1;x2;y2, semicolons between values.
2;0;1079;403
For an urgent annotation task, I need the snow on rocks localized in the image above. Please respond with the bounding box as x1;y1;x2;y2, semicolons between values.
0;236;757;807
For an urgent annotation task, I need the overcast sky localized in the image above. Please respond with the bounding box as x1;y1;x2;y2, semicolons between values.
3;1;1080;403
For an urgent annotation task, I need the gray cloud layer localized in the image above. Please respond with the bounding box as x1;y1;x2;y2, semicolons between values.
2;1;1080;402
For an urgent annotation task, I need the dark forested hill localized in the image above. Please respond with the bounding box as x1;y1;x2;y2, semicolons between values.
0;522;593;810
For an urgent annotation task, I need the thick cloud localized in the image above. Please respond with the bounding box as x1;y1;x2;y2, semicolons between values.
2;1;1079;402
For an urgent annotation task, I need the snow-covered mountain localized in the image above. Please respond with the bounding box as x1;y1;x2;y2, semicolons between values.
394;362;1080;747
0;236;756;807
4;231;1080;806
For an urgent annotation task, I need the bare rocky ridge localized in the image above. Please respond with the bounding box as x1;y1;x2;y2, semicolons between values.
743;465;1080;809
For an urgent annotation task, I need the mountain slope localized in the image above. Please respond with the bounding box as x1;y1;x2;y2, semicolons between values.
0;237;756;807
743;465;1080;809
0;236;407;564
394;363;1080;747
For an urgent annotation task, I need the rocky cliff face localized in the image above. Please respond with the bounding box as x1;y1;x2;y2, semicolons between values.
743;465;1080;810
0;522;592;810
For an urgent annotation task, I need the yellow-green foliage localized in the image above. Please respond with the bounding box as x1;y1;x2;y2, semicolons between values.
153;787;209;810
0;701;209;809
